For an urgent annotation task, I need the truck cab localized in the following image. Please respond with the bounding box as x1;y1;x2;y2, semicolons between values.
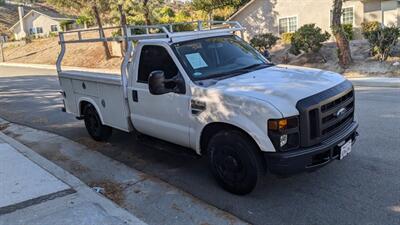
57;21;358;195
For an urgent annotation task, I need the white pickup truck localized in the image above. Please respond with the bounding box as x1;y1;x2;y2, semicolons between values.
57;21;358;195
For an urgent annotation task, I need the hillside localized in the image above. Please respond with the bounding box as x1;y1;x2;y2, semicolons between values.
0;3;19;36
2;36;122;69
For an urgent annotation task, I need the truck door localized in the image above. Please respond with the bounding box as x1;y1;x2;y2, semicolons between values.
128;44;191;147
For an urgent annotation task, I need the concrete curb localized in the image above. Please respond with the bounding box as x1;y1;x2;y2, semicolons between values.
0;131;146;225
0;62;119;74
349;77;400;88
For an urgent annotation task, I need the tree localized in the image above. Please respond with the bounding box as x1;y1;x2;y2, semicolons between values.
331;0;352;68
46;0;112;59
192;0;242;22
92;5;112;59
117;4;127;52
124;0;163;25
76;14;93;29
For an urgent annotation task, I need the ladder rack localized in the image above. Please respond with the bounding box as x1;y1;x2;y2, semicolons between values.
56;21;245;99
58;20;245;44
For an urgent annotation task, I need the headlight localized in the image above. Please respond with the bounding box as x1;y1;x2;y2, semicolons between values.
268;117;299;151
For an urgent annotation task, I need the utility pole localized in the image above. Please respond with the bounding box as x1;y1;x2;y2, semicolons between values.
0;41;4;62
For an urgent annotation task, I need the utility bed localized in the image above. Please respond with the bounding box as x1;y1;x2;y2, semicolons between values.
58;70;130;131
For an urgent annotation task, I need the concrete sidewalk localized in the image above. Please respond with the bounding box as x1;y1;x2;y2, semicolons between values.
0;118;248;225
348;77;400;88
0;132;146;225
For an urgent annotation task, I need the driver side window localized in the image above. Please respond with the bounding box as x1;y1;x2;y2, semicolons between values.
138;45;179;83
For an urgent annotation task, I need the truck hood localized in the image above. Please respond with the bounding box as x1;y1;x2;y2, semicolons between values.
213;65;347;117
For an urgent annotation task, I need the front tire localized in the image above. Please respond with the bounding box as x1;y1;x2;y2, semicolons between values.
83;104;112;142
207;130;264;195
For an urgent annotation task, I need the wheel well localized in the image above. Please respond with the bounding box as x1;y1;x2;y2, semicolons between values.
200;122;260;155
79;101;91;116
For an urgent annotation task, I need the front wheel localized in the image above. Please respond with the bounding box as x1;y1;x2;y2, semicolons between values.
83;104;112;142
207;130;265;195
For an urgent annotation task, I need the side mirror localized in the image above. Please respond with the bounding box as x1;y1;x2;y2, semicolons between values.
148;70;171;95
148;70;186;95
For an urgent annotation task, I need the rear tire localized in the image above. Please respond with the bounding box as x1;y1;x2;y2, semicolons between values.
207;130;264;195
83;104;112;142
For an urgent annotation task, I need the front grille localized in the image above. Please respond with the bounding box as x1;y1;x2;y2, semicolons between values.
296;81;355;147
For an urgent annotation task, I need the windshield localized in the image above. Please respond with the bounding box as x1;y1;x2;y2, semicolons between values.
172;35;272;81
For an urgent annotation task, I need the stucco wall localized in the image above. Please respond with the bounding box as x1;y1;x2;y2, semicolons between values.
364;0;399;26
231;0;399;41
381;0;399;26
232;0;279;41
12;11;61;40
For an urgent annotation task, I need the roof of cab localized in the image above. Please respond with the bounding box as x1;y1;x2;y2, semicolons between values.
138;31;236;44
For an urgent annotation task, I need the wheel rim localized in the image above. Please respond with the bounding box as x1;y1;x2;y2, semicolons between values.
213;146;247;185
85;107;101;136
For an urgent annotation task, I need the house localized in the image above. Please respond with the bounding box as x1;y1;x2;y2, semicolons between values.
6;4;75;40
229;0;400;41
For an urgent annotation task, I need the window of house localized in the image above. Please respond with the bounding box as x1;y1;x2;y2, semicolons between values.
330;7;354;25
342;7;354;25
279;16;297;34
138;45;178;83
36;27;43;34
29;28;35;34
51;25;58;32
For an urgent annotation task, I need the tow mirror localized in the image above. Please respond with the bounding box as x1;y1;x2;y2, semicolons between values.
148;70;171;95
148;70;186;95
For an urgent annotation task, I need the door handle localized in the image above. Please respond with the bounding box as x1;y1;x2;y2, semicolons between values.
132;90;138;102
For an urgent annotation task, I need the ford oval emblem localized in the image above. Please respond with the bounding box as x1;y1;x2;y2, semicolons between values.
335;107;347;118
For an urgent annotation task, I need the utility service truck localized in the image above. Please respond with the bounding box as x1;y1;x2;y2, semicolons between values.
57;21;358;195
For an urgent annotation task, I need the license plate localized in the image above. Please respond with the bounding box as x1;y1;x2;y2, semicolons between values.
340;140;352;160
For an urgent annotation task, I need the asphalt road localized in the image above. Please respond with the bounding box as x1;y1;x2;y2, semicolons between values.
1;65;399;225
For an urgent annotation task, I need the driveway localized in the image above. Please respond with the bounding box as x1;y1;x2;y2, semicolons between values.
1;65;399;225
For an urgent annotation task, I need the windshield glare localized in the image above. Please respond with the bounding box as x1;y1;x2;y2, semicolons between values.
173;36;269;81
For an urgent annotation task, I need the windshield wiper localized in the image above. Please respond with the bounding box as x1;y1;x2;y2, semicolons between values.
199;63;273;81
237;63;273;72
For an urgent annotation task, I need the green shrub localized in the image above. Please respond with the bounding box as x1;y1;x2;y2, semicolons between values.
289;24;330;55
111;30;122;38
364;26;400;61
250;33;279;52
76;15;92;27
281;32;294;44
361;21;381;39
48;32;58;38
342;24;354;40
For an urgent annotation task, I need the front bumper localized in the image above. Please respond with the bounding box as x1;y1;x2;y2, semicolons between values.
265;121;358;175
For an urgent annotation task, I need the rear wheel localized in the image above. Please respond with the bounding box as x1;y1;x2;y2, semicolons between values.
207;130;264;195
83;104;112;141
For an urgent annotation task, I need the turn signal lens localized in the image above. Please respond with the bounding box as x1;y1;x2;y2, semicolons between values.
268;119;288;130
278;119;287;129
